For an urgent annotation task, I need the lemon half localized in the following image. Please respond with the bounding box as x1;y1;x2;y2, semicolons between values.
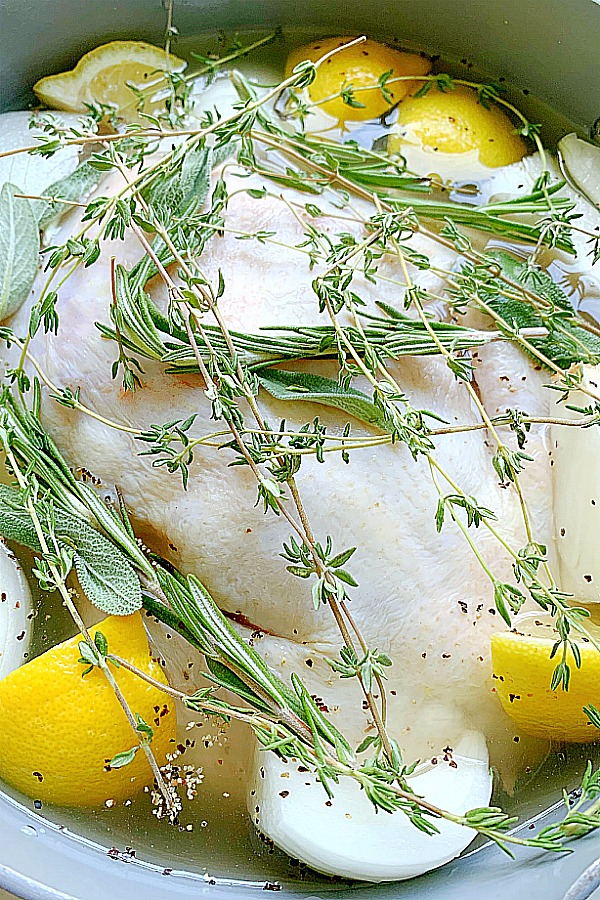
286;37;432;123
491;617;600;742
34;41;186;122
0;612;176;806
389;84;527;168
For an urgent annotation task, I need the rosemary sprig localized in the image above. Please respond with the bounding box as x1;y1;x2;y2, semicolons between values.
98;281;524;373
231;71;576;252
99;95;598;690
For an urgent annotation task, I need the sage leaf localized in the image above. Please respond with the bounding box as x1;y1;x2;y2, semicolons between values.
483;249;600;368
36;162;103;229
72;525;142;617
258;368;392;431
61;516;141;616
142;146;212;222
177;145;212;214
0;483;142;615
132;147;214;289
0;182;40;321
0;484;40;550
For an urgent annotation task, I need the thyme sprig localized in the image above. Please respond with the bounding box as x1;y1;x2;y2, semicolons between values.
272;189;600;681
8;128;596;700
98;277;526;372
101;635;600;855
282;68;552;173
234;69;576;252
187;30;282;85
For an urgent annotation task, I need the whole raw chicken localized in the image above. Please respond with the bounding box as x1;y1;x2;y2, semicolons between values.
9;134;596;879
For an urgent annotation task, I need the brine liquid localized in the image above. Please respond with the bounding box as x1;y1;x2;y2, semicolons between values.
7;540;600;889
0;26;598;891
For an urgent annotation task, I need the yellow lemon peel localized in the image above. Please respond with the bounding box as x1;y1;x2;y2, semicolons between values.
491;626;600;742
0;612;176;806
389;84;527;168
33;40;186;122
285;36;431;123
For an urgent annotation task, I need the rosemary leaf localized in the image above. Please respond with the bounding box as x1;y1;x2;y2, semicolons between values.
204;657;273;713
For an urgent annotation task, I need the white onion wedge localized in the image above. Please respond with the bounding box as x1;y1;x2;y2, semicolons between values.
0;542;32;679
248;730;492;882
552;365;600;603
558;132;600;210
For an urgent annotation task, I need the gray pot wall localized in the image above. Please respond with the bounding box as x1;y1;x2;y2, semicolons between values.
1;1;600;898
2;0;600;125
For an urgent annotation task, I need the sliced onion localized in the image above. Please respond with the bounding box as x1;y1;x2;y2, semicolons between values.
248;730;492;882
0;542;32;679
558;132;600;210
552;364;600;602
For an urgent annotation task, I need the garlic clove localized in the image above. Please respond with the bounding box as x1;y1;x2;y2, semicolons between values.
248;730;492;882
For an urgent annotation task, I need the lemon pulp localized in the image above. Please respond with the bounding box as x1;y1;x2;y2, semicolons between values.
34;40;186;122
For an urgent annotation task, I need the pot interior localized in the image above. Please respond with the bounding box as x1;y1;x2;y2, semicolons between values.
1;2;600;898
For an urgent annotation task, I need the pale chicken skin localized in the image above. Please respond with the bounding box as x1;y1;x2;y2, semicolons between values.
9;162;556;771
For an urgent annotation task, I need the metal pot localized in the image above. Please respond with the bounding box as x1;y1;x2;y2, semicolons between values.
1;1;599;897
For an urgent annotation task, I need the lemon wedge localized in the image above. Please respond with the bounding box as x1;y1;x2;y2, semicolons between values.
389;84;527;168
285;37;431;123
491;613;600;742
0;612;176;806
33;41;186;122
